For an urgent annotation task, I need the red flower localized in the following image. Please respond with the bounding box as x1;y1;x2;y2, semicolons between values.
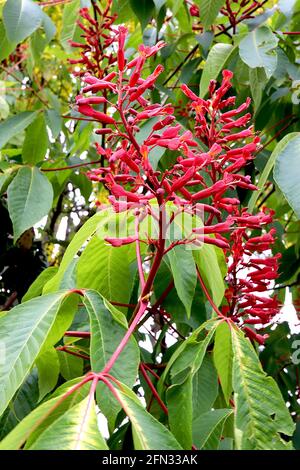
223;210;281;343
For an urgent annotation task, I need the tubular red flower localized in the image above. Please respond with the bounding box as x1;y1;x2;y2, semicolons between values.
77;103;116;124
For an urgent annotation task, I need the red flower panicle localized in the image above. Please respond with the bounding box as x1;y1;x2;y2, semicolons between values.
68;1;118;78
223;208;281;344
186;0;267;33
74;26;280;343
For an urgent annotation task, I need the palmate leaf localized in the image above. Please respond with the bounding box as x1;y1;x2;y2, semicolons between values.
110;383;182;450
0;378;90;450
0;291;67;417
231;327;295;450
29;396;108;450
83;290;139;429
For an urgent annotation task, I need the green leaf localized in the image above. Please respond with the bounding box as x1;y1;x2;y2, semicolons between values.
0;378;89;449
0;291;67;417
112;0;132;24
0;168;17;195
44;210;111;292
58;351;83;381
249;67;268;111
0;111;38;149
3;0;44;43
22;114;48;165
22;267;58;302
40;293;79;355
83;290;139;428
0;21;16;61
193;354;218;417
41;12;56;43
231;327;295;449
153;0;166;10
194;244;225;307
167;375;193;449
213;321;233;404
129;0;155;30
111;383;182;450
45;109;62;140
29;396;108;450
77;237;135;307
35;348;59;401
239;26;279;78
198;0;226;29
164;328;218;449
248;132;300;213
167;245;197;318
159;320;218;392
7;166;53;242
193;408;233;450
0;370;39;440
60;0;80;52
200;43;236;98
273;133;300;219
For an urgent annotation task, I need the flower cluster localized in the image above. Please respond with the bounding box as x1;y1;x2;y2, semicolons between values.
74;26;280;343
186;0;266;34
220;1;267;32
68;0;118;78
223;208;281;344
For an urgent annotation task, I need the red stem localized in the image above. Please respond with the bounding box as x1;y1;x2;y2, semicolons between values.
110;301;137;309
41;160;102;172
64;331;91;338
57;346;90;361
139;363;168;415
135;216;145;289
142;363;160;380
102;300;149;374
196;268;224;319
